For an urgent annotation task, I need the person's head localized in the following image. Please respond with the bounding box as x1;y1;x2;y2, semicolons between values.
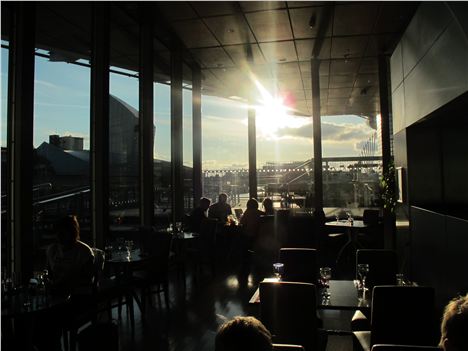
215;316;272;351
199;197;211;211
262;198;273;213
440;294;468;351
218;193;228;204
56;215;80;247
246;198;259;210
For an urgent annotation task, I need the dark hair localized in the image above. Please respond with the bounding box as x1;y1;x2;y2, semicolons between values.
200;197;211;208
218;193;228;202
262;198;274;213
215;316;272;351
56;215;80;246
246;198;259;210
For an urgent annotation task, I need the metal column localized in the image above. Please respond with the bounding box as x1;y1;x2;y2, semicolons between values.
248;106;257;200
192;66;202;203
139;6;154;228
311;58;324;218
7;3;36;282
91;4;110;248
171;48;184;223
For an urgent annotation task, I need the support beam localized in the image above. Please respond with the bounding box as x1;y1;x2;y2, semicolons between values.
378;54;395;249
192;66;202;203
248;106;257;200
91;4;110;248
7;3;35;282
311;58;324;219
171;48;184;223
139;6;154;227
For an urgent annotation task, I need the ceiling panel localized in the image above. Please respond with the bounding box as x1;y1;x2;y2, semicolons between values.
289;6;332;39
328;87;353;98
295;38;331;60
299;60;329;76
158;2;198;21
330;58;360;75
275;62;302;75
278;77;303;91
259;41;297;63
204;15;255;45
240;1;287;12
366;34;398;56
190;1;236;17
329;74;355;89
190;47;234;68
354;74;378;88
333;3;380;36
172;19;219;48
330;36;368;59
374;2;419;34
224;44;266;65
359;58;378;73
246;10;293;42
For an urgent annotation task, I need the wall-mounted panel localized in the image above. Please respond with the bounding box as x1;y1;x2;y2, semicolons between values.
401;2;451;78
390;42;403;93
404;22;468;127
392;83;405;134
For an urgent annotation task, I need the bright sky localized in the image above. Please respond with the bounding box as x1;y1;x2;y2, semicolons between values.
1;46;378;171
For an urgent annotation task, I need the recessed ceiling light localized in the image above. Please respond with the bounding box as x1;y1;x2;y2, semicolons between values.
227;28;235;33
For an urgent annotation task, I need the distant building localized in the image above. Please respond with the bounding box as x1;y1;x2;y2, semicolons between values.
49;134;84;151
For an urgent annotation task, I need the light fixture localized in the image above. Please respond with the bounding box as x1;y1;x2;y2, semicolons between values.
309;14;316;28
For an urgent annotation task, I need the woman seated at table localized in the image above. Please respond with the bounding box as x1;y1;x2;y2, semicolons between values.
189;197;211;233
46;215;95;296
262;197;275;216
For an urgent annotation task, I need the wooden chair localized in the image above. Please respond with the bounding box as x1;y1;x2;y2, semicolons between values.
278;248;318;284
260;281;327;351
353;286;437;351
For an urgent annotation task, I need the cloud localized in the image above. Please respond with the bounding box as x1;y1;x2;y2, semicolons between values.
275;121;373;143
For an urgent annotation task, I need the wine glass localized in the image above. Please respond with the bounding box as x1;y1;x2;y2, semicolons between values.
320;267;332;298
357;263;370;292
272;263;284;281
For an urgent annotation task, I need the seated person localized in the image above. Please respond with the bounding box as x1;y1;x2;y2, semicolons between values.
46;215;95;296
240;198;265;248
208;193;233;224
189;197;211;233
262;197;275;215
215;316;272;351
440;293;468;351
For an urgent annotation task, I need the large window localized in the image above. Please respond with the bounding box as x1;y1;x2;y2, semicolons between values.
154;82;171;225
183;82;193;212
32;49;91;267
256;102;315;211
202;95;248;211
321;114;382;214
1;42;9;267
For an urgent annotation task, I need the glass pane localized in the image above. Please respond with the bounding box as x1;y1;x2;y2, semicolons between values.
109;7;140;238
202;95;248;216
33;31;91;270
154;82;171;227
256;99;314;212
321;114;382;217
1;43;9;269
183;86;193;212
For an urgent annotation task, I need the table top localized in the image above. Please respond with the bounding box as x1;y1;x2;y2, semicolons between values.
249;279;371;310
325;220;367;229
106;248;152;264
2;291;70;318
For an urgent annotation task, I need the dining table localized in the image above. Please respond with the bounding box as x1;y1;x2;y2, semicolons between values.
325;220;368;265
249;279;371;311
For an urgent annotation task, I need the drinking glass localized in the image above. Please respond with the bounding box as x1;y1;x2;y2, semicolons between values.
125;240;134;259
357;263;370;292
175;221;182;233
320;267;332;297
272;263;284;281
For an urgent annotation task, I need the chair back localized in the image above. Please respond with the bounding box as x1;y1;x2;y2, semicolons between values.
371;286;437;347
372;344;441;351
363;209;380;225
91;248;105;293
141;230;172;278
279;248;318;283
260;281;318;350
356;249;397;289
